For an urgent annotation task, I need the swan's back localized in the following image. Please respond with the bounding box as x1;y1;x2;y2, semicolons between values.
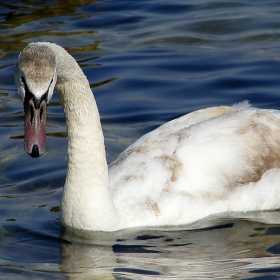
109;104;280;227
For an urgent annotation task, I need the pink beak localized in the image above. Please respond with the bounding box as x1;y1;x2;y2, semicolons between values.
24;98;47;157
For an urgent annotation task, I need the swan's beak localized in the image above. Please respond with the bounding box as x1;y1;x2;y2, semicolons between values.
24;98;47;158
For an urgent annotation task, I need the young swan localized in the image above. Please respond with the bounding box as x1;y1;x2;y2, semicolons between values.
14;42;280;232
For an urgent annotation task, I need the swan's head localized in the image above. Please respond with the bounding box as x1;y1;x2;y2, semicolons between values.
14;43;57;158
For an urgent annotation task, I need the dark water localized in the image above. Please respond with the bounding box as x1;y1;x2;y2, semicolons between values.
1;0;280;279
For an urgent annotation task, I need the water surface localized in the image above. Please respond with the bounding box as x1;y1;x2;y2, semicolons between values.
1;0;280;279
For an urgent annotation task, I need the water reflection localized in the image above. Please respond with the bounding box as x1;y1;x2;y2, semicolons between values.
59;215;280;279
0;0;98;52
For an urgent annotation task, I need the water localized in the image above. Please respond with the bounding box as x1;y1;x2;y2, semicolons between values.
1;0;280;278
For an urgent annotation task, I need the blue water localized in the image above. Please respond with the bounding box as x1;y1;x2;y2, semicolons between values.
1;0;280;278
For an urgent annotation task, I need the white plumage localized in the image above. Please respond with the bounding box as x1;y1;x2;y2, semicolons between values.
14;43;280;232
110;102;280;227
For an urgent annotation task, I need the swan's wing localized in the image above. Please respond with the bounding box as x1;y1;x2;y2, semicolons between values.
109;106;280;227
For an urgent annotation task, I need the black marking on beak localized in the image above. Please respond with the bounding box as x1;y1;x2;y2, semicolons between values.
22;76;48;157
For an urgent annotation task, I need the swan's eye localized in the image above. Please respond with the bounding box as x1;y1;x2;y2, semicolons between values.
21;76;26;85
49;77;55;87
21;76;29;96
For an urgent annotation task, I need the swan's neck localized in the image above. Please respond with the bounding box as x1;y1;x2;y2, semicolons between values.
51;44;120;231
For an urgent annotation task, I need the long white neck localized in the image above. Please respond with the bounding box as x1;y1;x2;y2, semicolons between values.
47;43;120;231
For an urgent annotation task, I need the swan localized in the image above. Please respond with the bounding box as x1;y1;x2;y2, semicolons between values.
14;42;280;232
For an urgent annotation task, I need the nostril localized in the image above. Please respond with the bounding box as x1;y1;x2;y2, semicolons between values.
40;105;44;122
30;104;34;125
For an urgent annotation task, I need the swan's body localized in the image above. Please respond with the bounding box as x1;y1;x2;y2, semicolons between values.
15;42;280;231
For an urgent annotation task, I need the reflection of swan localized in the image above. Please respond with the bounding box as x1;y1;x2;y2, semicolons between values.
59;218;280;279
14;42;280;231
